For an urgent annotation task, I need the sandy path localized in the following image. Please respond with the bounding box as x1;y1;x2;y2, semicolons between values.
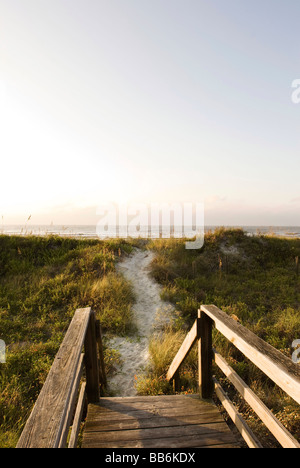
106;248;174;396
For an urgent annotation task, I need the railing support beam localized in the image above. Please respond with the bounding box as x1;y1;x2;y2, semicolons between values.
198;309;213;399
84;310;100;403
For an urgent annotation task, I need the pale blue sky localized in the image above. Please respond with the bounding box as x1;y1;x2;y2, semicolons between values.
0;0;299;225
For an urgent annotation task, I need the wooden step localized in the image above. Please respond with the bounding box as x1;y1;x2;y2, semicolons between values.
82;395;239;448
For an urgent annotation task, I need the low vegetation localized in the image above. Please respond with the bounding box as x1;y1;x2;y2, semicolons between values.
136;228;300;447
1;229;300;448
0;235;135;447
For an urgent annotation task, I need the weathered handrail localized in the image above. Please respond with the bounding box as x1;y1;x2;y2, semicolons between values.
17;307;106;448
166;304;300;449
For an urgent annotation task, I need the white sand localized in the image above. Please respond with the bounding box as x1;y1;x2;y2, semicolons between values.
106;248;174;396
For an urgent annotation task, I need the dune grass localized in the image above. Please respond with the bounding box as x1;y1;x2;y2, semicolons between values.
1;229;300;447
0;235;135;447
137;228;300;447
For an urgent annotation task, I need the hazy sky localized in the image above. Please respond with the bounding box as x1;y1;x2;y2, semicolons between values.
0;0;300;225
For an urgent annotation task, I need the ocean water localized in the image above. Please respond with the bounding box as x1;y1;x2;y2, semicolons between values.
1;224;300;239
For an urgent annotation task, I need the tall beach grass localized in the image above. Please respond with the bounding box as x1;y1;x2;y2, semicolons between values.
136;228;300;447
0;235;135;447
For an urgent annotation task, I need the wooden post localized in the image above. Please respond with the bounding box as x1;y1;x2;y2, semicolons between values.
95;320;107;389
84;310;100;403
173;370;180;393
198;309;213;399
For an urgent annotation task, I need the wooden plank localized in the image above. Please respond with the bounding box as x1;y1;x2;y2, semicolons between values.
173;370;180;392
200;443;239;448
58;353;85;447
213;378;263;448
198;310;213;399
94;396;216;413
83;427;237;449
86;421;231;442
84;310;100;403
83;438;238;448
85;398;228;421
214;350;300;448
88;404;219;418
87;402;223;422
201;305;300;405
96;394;201;403
94;394;203;404
83;436;237;449
68;382;87;449
85;411;226;432
17;308;92;448
82;395;239;449
166;319;199;381
95;320;107;388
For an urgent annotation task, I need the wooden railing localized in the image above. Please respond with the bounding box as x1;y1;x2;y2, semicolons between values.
166;304;300;449
16;304;300;448
17;307;106;448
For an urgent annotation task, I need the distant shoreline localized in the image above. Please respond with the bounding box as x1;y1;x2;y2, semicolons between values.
1;224;300;239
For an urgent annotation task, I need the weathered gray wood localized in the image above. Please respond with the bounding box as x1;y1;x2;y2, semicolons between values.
199;443;239;448
17;308;92;448
68;382;87;449
86;411;229;432
213;378;263;448
94;395;209;412
201;305;300;405
198;309;213;399
95;320;107;389
172;370;180;392
83;432;237;449
87;396;224;422
84;310;100;403
85;421;232;442
82;395;238;448
83;425;237;448
58;353;85;448
166;319;199;381
214;349;300;448
96;394;202;403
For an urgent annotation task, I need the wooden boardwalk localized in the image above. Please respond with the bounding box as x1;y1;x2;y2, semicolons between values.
17;307;300;448
82;395;238;448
